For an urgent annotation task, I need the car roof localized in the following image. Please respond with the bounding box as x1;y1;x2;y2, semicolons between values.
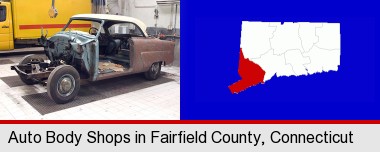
71;14;148;37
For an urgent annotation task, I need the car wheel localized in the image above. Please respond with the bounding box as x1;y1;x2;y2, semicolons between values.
18;54;44;85
47;65;80;104
19;54;44;65
144;62;161;80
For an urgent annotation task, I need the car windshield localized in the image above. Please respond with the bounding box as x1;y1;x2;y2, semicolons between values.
62;19;98;36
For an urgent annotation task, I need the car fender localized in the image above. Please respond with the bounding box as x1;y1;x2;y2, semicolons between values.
131;38;174;72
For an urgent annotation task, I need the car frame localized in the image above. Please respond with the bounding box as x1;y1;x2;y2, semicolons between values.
11;14;175;104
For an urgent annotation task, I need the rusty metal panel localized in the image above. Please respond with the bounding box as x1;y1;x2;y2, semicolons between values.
131;37;175;71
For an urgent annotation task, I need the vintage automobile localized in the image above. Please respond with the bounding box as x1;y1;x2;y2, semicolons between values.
11;14;175;104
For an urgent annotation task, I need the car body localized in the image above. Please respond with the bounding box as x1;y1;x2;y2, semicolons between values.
11;14;175;104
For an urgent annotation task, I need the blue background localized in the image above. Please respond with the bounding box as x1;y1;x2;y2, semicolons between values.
181;0;379;119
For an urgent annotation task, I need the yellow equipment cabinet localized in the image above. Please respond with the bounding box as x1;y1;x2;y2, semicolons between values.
0;0;91;51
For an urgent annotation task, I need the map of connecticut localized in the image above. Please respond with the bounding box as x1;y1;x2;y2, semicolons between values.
229;21;341;94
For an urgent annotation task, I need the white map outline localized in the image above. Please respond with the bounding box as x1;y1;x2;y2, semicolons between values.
240;21;341;82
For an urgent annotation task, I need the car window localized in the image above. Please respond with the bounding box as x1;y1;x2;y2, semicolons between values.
90;22;105;33
108;23;143;36
0;6;6;22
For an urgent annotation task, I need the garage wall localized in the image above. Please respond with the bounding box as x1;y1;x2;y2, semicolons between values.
106;0;180;30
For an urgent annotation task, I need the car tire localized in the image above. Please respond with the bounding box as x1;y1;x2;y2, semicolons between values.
47;65;80;104
19;54;44;65
18;54;44;85
144;62;161;80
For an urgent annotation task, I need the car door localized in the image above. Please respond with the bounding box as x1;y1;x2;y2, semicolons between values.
0;4;11;50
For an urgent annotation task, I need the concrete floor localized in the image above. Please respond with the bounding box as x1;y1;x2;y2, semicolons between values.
0;52;180;120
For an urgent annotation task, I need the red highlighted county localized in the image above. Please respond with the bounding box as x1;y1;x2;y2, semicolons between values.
229;48;266;94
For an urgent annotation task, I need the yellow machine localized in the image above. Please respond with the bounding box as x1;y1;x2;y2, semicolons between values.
0;0;91;51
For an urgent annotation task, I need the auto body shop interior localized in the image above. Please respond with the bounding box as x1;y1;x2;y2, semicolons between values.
0;0;180;120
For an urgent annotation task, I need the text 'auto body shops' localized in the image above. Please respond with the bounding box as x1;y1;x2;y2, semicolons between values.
7;130;354;146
